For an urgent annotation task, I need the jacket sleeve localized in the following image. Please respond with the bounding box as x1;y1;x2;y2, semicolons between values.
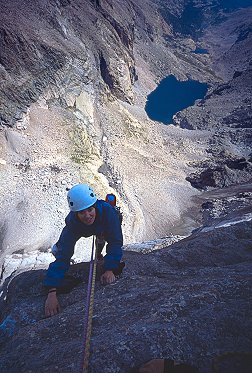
103;205;123;271
44;219;81;288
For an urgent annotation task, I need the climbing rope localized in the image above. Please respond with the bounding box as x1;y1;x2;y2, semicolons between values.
82;236;97;373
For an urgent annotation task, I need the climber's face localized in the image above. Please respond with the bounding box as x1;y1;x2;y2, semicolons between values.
77;206;96;225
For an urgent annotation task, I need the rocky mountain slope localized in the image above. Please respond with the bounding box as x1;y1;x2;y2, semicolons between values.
0;0;251;272
0;1;252;372
0;0;203;268
0;218;251;373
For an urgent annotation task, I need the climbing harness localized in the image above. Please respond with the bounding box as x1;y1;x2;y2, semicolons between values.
82;236;97;373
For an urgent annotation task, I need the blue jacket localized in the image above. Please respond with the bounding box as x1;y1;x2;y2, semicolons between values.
44;200;123;287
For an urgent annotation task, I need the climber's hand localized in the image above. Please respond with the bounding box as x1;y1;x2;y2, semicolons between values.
45;292;61;317
100;270;115;285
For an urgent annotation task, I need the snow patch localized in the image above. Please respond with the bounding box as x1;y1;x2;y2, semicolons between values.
124;235;186;254
201;213;252;233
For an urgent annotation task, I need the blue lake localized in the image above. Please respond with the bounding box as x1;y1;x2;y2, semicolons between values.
145;75;208;125
193;48;208;54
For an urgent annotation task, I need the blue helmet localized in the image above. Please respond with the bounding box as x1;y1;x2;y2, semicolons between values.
67;184;97;211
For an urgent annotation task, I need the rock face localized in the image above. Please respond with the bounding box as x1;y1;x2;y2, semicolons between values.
172;6;252;192
0;219;251;373
0;0;199;265
0;2;252;371
0;0;251;274
0;0;136;126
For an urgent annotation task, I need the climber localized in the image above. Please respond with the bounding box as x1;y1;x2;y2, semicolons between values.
96;193;123;259
106;193;123;224
44;183;124;317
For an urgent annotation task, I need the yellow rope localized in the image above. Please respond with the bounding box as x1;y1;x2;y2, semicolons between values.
82;239;97;373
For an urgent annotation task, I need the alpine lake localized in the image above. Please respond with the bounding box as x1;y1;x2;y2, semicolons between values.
145;75;208;125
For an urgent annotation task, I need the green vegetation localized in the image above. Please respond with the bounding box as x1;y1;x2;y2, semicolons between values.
70;125;98;165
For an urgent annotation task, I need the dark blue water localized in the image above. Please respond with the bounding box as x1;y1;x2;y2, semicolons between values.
145;75;208;125
193;48;208;54
219;0;252;11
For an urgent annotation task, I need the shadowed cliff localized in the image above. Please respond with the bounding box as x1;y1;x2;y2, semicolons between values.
0;219;251;373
